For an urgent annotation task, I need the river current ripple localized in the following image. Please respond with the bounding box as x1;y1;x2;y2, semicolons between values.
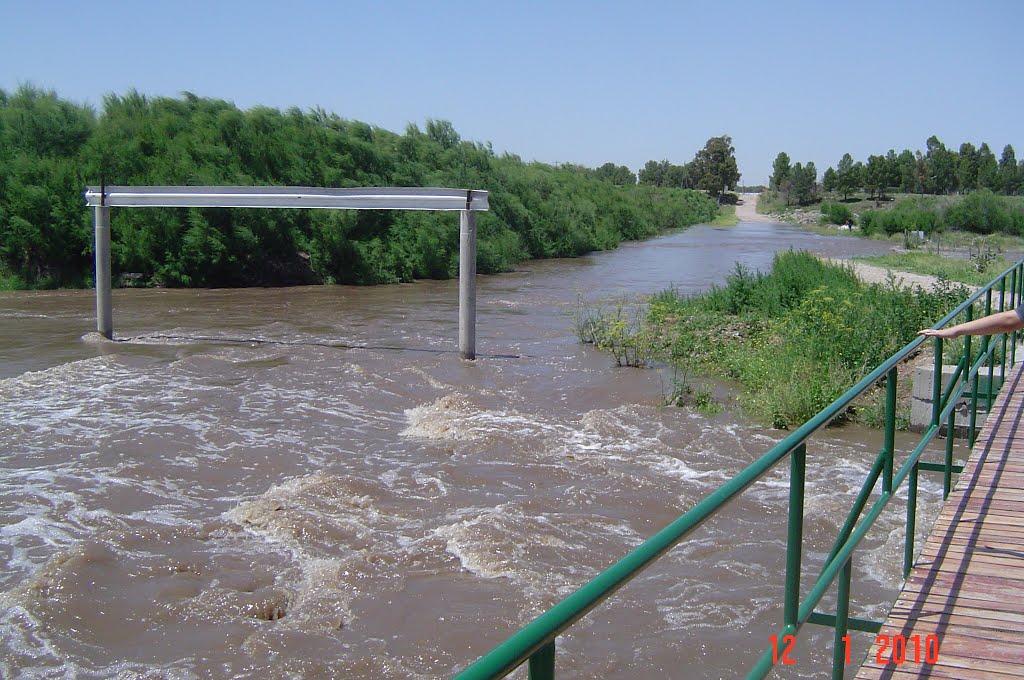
0;222;948;679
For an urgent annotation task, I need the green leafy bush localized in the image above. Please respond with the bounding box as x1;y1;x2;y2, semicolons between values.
820;201;854;225
944;189;1024;235
0;86;719;288
860;201;943;236
632;252;969;427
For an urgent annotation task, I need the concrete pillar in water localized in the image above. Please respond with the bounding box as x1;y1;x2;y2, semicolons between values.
94;205;113;339
458;209;477;360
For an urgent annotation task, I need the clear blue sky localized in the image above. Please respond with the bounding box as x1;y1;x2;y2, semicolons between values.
2;0;1021;184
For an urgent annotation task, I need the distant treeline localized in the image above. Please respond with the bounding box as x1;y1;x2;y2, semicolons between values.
771;135;1024;206
0;86;719;288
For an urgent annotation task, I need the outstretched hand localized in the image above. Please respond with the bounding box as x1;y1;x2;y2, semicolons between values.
918;328;957;338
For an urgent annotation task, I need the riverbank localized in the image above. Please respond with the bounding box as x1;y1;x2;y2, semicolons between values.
582;251;971;428
737;192;996;291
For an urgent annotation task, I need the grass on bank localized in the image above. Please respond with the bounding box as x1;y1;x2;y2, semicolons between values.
577;251;971;429
0;269;26;291
708;204;739;227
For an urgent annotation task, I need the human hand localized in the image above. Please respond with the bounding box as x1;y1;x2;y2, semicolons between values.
918;328;957;338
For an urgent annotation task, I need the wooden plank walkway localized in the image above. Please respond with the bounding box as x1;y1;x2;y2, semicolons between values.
855;361;1024;679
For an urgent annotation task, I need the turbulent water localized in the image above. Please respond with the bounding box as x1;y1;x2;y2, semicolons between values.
0;223;953;679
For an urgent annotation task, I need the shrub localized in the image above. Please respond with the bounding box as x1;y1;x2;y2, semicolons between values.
859;202;942;236
944;189;1020;235
820;201;853;226
573;297;667;367
629;252;970;427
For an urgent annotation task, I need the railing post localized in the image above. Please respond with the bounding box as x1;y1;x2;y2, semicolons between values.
528;641;555;680
999;277;1008;400
984;289;995;412
944;408;955;499
930;337;943;428
459;208;477;360
883;367;896;495
904;462;918;579
784;443;807;630
831;557;853;680
964;306;977;446
1015;265;1021;366
94;205;113;339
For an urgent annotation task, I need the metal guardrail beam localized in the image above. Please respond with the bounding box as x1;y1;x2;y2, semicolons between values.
83;185;489;211
84;185;488;359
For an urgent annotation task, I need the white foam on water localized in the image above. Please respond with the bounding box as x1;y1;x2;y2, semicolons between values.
0;603;73;678
433;503;643;605
0;310;954;680
400;394;558;442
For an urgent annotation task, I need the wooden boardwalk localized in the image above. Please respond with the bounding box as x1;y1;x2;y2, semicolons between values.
855;362;1024;679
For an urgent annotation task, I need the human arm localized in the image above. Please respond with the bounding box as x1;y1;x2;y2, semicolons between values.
918;308;1024;339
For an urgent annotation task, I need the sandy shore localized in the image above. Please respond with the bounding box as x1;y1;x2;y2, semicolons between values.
820;258;973;291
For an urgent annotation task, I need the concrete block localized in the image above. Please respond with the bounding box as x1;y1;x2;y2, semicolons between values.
912;365;1005;401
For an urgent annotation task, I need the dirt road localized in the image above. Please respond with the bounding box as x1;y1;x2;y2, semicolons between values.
735;193;782;223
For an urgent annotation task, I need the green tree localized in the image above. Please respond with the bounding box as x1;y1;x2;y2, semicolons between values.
977;143;999;191
770;152;792;192
897;149;917;192
425;119;460;150
664;163;692;189
822;166;837;193
864;154;888;200
999;144;1019;195
915;151;929;194
925;135;956;194
594;162;636;185
884;149;900;190
638;159;669;186
691;135;740;197
957;142;978;192
835;153;859;200
791;162;817;205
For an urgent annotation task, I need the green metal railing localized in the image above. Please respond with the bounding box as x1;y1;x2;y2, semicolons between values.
454;258;1024;680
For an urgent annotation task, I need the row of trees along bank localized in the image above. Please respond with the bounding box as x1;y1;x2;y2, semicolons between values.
770;135;1024;206
0;86;729;289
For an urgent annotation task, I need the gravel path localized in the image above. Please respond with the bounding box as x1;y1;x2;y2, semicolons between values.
737;194;974;291
820;258;969;290
735;193;782;224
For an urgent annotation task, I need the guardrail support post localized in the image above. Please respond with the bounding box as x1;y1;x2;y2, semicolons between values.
94;205;113;339
459;208;477;360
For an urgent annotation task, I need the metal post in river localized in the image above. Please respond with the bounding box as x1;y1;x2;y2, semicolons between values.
458;207;477;360
94;204;113;340
84;185;488;354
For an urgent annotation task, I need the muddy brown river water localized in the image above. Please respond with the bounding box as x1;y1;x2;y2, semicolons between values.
0;221;952;679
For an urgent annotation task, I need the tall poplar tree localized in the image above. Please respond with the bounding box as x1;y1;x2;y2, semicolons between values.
977;143;999;191
691;135;740;197
999;145;1019;195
